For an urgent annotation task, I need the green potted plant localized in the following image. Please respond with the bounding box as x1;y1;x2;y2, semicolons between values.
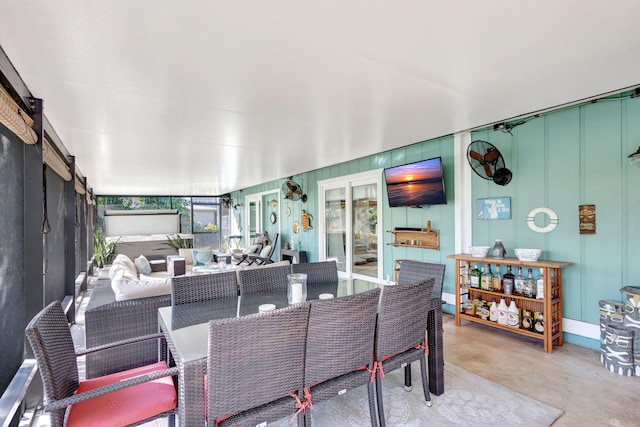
93;229;119;278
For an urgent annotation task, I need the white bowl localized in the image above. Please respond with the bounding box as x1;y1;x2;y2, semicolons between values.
514;248;542;262
469;246;490;257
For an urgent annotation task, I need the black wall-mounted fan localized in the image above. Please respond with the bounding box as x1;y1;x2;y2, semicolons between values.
466;140;512;186
281;178;308;202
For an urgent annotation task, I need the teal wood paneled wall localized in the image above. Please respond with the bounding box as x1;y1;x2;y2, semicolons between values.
232;135;457;293
471;97;640;326
233;95;640;334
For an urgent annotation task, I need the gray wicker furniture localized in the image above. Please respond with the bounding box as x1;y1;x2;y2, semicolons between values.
303;288;381;427
207;303;310;427
374;280;435;427
397;260;446;395
292;260;338;288
171;270;238;305
246;233;280;265
25;301;179;427
84;278;171;379
238;262;291;295
158;279;381;426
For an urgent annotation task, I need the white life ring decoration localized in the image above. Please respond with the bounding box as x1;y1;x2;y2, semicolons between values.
527;207;558;233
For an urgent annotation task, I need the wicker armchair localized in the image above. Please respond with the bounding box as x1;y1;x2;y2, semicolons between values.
84;279;171;379
373;280;435;427
25;301;179;427
397;260;446;395
171;270;238;305
292;260;338;287
238;263;292;295
303;288;381;427
207;303;310;427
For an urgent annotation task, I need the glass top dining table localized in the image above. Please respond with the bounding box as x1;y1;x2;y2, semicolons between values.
158;278;445;426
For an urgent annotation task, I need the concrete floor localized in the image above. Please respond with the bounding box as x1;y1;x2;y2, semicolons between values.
445;314;640;426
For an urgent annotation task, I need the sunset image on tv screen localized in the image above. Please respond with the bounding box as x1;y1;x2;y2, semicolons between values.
384;158;446;207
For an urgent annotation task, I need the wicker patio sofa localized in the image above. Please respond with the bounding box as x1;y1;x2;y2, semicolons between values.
84;255;294;379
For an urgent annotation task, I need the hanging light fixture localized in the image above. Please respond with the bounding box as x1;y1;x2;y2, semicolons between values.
628;146;640;169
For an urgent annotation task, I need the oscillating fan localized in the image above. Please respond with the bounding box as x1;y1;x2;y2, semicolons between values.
466;140;512;186
281;178;308;202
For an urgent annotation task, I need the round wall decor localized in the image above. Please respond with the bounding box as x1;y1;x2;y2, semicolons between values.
527;207;558;233
270;212;277;224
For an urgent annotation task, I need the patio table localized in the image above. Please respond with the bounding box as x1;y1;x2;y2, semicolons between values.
158;279;444;426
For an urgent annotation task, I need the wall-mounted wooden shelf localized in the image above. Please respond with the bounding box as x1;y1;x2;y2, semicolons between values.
387;221;439;250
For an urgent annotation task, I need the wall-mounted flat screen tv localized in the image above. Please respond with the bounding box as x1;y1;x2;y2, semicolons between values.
384;157;447;207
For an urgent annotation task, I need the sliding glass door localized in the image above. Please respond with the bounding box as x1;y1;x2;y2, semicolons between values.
318;170;382;281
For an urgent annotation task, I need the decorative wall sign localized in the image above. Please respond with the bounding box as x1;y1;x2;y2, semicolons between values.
477;197;511;220
527;207;558;233
579;204;596;234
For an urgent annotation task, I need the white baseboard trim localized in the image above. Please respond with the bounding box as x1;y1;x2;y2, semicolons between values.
442;291;600;340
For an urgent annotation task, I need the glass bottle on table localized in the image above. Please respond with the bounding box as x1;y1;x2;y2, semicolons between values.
492;264;503;292
524;268;535;298
489;298;498;322
503;265;514;295
535;268;545;299
514;266;525;296
470;263;481;288
481;263;493;290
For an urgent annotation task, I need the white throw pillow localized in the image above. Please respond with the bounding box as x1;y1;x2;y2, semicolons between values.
259;245;271;258
109;254;137;279
135;255;152;275
110;271;171;301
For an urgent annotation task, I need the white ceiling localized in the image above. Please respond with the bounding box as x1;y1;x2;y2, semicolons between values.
1;1;639;196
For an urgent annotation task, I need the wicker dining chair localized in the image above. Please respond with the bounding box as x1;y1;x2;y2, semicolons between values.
25;301;179;427
373;280;435;427
302;287;382;427
292;260;338;287
207;303;311;427
397;260;446;395
237;262;292;295
397;260;445;303
171;270;238;305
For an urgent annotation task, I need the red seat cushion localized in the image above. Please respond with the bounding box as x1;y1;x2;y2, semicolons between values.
66;361;176;426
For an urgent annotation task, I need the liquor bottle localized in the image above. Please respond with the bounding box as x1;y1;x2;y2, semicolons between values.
470;264;481;288
489;299;498;322
460;261;469;286
534;311;545;334
497;298;508;325
503;265;514;295
514;267;525;296
521;309;534;331
535;268;545;299
492;264;503;292
481;263;493;290
507;300;520;328
524;268;535;298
